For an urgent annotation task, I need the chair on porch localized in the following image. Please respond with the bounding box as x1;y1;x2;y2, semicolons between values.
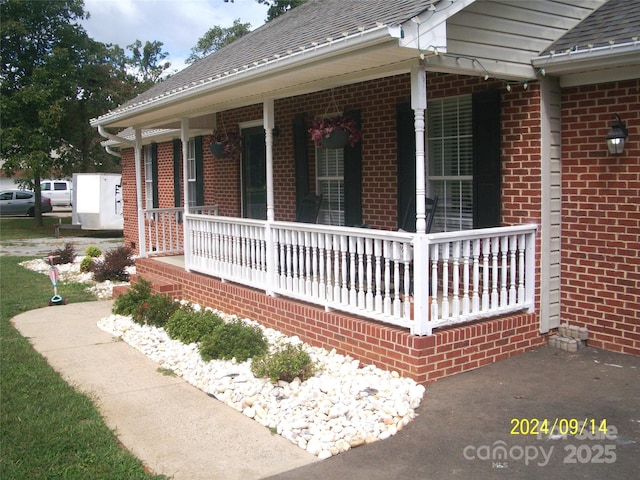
399;195;439;233
296;194;323;223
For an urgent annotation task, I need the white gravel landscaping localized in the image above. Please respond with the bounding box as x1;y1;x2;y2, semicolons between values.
19;256;134;300
20;256;426;459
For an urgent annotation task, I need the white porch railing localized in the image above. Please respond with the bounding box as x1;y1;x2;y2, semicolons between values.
144;206;218;255
182;213;537;336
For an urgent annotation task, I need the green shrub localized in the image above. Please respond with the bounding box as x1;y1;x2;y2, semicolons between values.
134;293;179;328
199;319;268;363
112;278;153;317
251;343;317;383
165;308;224;344
85;246;102;258
92;246;134;282
48;242;76;265
79;256;94;273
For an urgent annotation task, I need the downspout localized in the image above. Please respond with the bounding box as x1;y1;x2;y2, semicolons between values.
97;125;129;158
105;146;121;158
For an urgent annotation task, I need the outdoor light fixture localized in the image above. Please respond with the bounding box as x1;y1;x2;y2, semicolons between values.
605;114;628;155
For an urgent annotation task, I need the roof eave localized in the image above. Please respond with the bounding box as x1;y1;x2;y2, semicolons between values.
532;41;640;75
90;26;403;129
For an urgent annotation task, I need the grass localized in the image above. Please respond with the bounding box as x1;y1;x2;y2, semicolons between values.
0;216;123;241
0;256;167;479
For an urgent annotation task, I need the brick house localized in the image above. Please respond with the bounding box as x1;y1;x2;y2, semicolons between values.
92;0;639;384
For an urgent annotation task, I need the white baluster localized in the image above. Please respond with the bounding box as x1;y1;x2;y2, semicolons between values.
430;243;439;321
365;237;374;311
509;235;517;305
348;236;357;306
482;239;490;311
340;235;349;304
472;239;480;313
311;232;319;297
374;238;382;313
518;233;526;303
500;236;508;307
491;236;499;309
452;241;460;319
333;234;341;302
383;241;391;315
462;240;470;315
357;237;365;309
441;242;450;320
393;242;401;317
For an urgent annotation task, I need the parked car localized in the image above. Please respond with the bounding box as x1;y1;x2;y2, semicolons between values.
41;179;72;206
0;190;53;216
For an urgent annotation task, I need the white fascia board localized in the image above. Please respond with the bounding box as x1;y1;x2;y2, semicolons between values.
90;26;400;129
532;42;640;75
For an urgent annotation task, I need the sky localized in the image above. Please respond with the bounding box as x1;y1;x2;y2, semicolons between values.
80;0;270;74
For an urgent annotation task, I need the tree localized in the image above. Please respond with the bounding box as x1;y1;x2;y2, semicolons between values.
0;0;89;224
224;0;306;21
126;39;172;88
1;0;169;225
186;19;252;65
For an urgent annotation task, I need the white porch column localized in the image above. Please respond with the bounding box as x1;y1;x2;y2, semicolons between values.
134;128;146;257
181;118;191;270
411;66;427;234
263;98;275;222
410;66;430;335
263;99;276;295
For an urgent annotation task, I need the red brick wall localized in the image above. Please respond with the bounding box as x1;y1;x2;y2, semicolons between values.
135;258;544;385
121;73;538;245
561;79;640;356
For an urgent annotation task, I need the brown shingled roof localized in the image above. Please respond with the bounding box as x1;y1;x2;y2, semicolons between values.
542;0;640;55
114;0;433;114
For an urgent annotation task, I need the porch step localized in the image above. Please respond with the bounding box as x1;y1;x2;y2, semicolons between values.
131;273;182;297
549;324;589;352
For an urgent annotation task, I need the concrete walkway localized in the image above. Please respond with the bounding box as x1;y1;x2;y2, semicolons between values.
12;301;640;480
12;301;317;480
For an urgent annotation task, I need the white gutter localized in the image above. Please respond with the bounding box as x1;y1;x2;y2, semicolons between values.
97;124;135;145
90;25;401;128
532;41;640;73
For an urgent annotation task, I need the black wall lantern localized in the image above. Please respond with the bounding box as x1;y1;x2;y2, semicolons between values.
605;114;628;155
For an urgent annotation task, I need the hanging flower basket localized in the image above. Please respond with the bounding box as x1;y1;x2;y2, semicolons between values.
309;115;361;149
209;141;226;157
209;130;241;159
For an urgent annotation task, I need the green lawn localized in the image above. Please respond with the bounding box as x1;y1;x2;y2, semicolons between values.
0;256;166;479
0;216;122;240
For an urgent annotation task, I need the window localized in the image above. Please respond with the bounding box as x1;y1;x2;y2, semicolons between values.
144;145;154;209
428;95;473;231
316;147;344;226
54;182;67;191
187;138;197;207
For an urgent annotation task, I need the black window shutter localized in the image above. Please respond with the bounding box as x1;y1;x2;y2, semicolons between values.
343;109;362;227
472;89;501;228
151;143;159;208
293;113;309;214
195;136;205;206
173;139;181;207
396;102;416;232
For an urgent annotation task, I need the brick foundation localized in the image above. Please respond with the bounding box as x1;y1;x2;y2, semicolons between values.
135;257;545;385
